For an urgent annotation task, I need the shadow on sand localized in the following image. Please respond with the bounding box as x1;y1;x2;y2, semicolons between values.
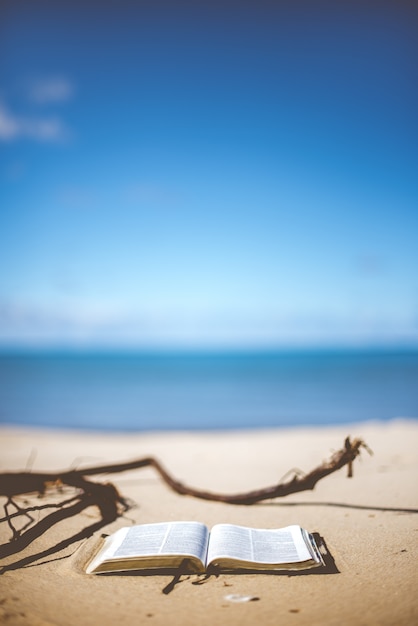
2;489;415;578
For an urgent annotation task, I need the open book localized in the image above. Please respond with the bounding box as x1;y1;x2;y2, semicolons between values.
86;521;324;574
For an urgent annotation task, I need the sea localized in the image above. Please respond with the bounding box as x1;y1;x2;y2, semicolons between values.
0;349;417;431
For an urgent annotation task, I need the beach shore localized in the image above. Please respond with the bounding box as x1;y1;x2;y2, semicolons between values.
1;419;417;626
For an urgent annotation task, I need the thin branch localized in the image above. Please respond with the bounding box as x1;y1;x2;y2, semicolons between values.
1;437;371;510
69;436;370;505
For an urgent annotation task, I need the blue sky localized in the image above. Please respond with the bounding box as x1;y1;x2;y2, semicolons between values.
1;1;417;348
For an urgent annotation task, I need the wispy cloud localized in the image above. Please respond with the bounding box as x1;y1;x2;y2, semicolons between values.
122;182;184;208
0;103;70;142
29;77;74;104
0;299;417;349
54;185;100;211
0;74;74;143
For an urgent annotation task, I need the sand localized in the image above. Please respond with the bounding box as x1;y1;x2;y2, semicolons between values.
0;419;417;626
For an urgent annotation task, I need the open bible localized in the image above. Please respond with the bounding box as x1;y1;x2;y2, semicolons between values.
86;521;324;574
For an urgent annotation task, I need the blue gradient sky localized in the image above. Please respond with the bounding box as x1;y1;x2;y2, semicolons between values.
1;1;417;348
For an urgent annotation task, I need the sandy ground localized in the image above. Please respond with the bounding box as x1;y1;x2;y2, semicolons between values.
0;419;417;626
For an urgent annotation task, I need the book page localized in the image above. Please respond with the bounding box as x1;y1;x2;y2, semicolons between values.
207;524;253;564
207;524;314;567
110;521;210;562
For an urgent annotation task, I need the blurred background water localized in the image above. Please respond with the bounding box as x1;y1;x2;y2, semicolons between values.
1;349;417;431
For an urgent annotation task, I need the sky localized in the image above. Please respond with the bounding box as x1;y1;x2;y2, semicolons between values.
1;0;417;349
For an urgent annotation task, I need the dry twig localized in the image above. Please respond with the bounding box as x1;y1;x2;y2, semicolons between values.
70;435;371;504
0;436;371;540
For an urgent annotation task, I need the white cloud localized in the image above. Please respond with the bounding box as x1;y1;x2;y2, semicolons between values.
0;105;20;140
54;185;100;211
124;183;180;205
0;299;417;349
0;75;74;143
0;103;70;142
24;116;69;141
29;77;74;104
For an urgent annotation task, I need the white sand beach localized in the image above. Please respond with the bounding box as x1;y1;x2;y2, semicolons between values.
0;419;417;625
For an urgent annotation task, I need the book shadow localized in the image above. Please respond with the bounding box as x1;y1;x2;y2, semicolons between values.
97;533;338;594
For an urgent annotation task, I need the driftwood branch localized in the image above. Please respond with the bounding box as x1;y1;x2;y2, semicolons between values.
1;436;371;515
70;435;371;505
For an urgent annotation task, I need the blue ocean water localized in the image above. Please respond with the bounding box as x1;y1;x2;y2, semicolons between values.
0;349;417;431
